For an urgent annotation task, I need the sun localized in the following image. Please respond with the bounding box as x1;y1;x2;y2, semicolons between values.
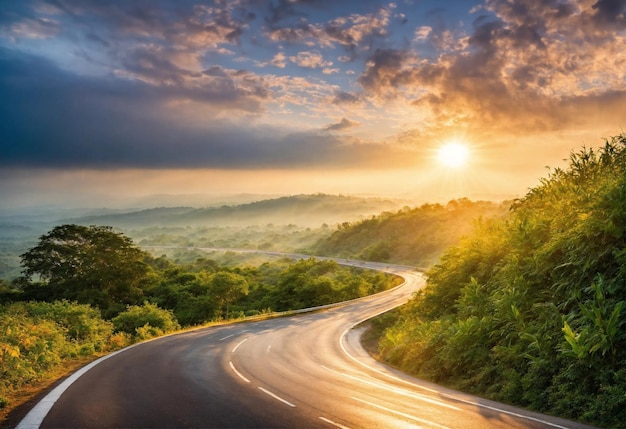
437;142;470;168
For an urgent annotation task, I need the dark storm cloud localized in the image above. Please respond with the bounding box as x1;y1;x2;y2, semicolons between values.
0;47;411;170
592;0;626;23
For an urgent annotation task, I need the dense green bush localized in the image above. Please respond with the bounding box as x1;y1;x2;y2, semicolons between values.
0;300;127;409
379;135;626;428
112;302;180;339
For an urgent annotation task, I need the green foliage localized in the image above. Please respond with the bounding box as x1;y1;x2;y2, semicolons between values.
313;199;508;267
18;225;153;313
261;258;400;312
0;300;126;410
143;257;401;325
112;302;180;339
209;272;249;319
379;134;626;428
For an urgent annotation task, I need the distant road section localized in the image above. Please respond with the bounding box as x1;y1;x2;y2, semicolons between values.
15;252;596;429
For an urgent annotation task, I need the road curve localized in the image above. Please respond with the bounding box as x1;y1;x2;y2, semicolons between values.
16;262;596;429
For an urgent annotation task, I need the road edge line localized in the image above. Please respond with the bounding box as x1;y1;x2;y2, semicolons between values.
338;274;573;429
15;344;142;429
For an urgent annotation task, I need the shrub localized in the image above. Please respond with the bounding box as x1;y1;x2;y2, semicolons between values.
112;302;180;338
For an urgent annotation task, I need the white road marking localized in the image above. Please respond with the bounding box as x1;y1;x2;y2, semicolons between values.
229;361;250;383
219;334;234;341
16;343;144;429
258;387;296;407
319;416;351;428
232;337;248;353
352;396;451;429
320;365;460;411
339;288;573;429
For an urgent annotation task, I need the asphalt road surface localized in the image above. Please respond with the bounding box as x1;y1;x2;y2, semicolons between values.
16;263;597;429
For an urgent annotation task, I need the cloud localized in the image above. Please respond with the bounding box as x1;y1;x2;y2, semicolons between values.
1;0;624;180
0;47;415;170
591;0;626;24
1;16;59;40
414;26;432;41
356;0;626;134
357;48;419;99
266;5;393;52
322;67;339;74
331;90;363;105
324;117;361;131
289;50;333;68
41;0;252;48
270;51;287;68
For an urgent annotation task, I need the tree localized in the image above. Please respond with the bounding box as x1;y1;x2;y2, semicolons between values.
210;272;249;319
19;224;152;313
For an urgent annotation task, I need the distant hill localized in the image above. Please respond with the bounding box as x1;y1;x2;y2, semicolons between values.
0;194;405;280
311;198;509;268
64;194;403;228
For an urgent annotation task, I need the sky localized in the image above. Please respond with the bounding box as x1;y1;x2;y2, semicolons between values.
1;0;625;209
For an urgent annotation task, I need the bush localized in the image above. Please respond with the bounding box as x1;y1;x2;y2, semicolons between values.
112;302;180;338
0;300;118;410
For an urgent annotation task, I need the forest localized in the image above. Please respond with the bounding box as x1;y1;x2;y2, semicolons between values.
375;135;626;428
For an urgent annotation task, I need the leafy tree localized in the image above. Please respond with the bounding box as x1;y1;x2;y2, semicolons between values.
210;272;249;319
19;225;152;313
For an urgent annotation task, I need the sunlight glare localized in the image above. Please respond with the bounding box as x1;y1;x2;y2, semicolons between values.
437;142;470;168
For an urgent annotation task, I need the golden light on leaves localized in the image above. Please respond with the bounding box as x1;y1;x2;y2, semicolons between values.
437;142;470;168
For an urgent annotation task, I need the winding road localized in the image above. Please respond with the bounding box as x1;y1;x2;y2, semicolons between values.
15;260;596;429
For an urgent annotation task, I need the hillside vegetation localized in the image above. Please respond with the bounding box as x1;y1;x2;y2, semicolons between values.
377;135;626;428
313;199;508;268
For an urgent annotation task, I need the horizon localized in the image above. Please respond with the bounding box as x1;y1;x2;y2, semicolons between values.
1;0;624;209
0;191;507;218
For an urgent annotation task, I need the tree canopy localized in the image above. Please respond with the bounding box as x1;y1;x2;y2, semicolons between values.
19;225;152;313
